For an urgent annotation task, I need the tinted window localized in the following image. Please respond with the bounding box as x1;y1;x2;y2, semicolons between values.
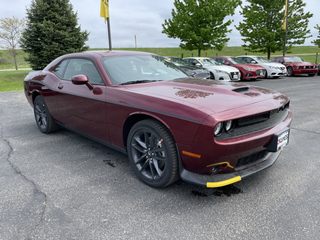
64;59;104;85
52;59;69;78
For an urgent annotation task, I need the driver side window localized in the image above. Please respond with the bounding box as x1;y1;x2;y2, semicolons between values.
64;59;104;85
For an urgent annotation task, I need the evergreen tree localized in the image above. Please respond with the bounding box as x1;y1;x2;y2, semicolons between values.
236;0;312;59
20;0;89;70
162;0;241;57
312;24;320;48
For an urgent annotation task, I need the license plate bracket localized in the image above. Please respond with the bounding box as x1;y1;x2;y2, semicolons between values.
267;128;290;152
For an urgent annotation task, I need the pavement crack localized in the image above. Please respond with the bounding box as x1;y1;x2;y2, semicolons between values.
1;125;47;239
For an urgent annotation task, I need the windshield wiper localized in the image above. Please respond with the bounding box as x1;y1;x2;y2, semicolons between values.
120;80;162;85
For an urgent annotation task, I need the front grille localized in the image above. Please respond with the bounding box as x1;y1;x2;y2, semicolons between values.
215;102;290;140
236;150;269;169
256;69;266;76
301;66;315;69
231;72;239;79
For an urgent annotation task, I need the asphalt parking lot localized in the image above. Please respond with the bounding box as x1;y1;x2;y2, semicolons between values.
1;75;320;239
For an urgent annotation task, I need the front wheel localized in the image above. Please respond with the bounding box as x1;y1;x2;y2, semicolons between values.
127;119;179;188
34;95;58;133
308;74;315;77
287;67;294;77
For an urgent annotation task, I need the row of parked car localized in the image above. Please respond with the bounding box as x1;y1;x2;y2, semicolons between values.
165;55;320;81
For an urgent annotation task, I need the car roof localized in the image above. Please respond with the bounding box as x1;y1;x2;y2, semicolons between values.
237;55;259;58
61;50;154;58
184;57;211;59
212;56;232;59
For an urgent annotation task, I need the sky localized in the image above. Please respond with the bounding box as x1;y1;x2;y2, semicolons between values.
0;0;319;49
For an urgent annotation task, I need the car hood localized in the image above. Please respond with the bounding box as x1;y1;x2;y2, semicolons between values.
236;64;264;70
179;65;208;72
124;78;288;116
287;61;316;66
258;62;284;68
205;65;239;72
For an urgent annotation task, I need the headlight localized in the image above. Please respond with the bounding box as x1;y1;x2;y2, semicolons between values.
214;123;223;136
225;120;233;132
269;66;277;69
215;69;228;74
214;121;234;136
243;67;255;71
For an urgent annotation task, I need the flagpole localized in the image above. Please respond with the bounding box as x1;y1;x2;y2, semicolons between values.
107;17;112;51
283;0;289;56
100;0;112;50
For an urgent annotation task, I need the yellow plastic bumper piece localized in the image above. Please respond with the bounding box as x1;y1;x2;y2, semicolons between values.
206;176;242;188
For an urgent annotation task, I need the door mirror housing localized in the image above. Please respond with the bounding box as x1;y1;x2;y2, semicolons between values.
71;75;94;90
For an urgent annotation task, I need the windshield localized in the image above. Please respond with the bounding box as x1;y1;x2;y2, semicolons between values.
200;58;220;66
229;57;246;64
284;56;303;62
101;55;189;85
255;57;271;63
166;57;189;66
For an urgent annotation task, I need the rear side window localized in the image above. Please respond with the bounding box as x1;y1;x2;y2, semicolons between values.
52;59;69;78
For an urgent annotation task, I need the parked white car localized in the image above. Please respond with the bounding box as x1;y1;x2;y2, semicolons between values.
184;57;241;81
236;55;287;78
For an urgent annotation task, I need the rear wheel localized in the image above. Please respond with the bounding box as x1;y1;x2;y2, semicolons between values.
34;95;58;133
308;74;315;77
287;67;294;77
127;119;179;188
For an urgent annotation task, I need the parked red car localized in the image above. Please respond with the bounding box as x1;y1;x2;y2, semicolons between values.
212;56;266;80
271;56;318;76
24;51;293;188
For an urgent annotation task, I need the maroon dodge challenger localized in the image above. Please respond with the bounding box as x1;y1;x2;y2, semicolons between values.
24;51;292;188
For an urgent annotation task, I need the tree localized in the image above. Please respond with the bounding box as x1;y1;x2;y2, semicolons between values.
162;0;242;57
20;0;89;70
236;0;313;59
0;17;25;70
312;24;320;48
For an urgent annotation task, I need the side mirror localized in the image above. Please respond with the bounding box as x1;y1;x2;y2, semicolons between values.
71;74;94;90
251;61;257;64
224;62;230;65
195;63;201;67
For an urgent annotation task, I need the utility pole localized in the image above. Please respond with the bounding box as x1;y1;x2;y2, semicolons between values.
283;0;289;56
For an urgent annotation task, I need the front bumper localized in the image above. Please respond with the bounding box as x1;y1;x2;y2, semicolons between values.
180;150;281;188
293;69;318;75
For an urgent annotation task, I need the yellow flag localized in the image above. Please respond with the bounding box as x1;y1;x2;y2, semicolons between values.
282;0;288;30
100;0;109;21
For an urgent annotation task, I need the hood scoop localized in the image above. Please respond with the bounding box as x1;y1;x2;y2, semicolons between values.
232;87;251;94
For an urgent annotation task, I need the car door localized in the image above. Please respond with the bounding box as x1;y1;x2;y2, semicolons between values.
52;58;110;142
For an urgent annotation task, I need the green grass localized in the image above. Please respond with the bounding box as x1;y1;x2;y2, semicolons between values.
0;70;30;92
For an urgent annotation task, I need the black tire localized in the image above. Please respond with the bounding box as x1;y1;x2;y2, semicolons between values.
210;72;215;80
127;119;179;188
308;74;315;77
287;67;294;77
34;95;58;134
